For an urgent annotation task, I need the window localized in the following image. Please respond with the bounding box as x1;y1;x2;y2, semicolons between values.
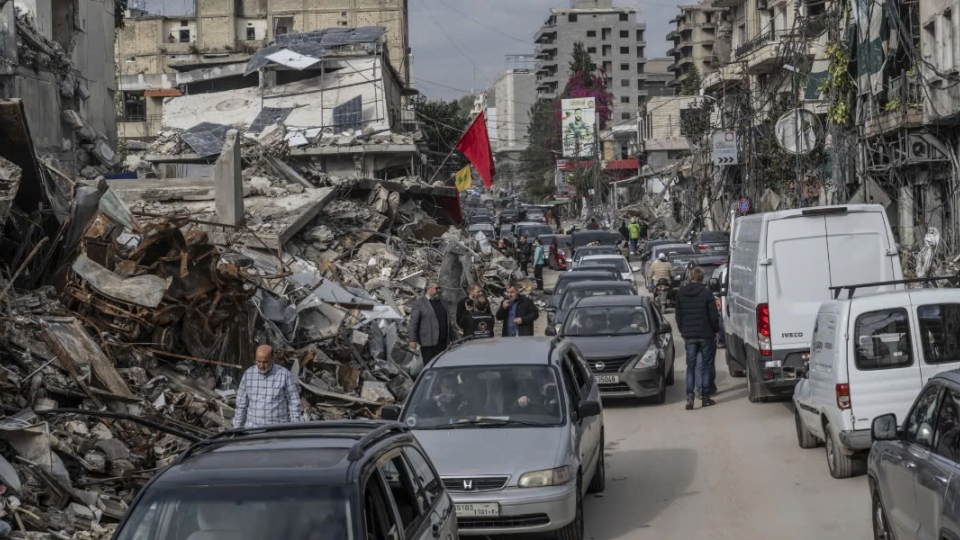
638;96;645;106
603;61;612;72
637;46;644;58
903;384;942;447
560;361;581;405
587;30;597;37
274;16;293;36
602;44;612;56
620;46;629;54
178;29;190;43
637;30;644;41
637;63;644;73
180;20;188;27
620;30;629;38
854;309;913;370
917;304;960;364
568;14;578;22
379;455;424;535
403;448;443;508
364;473;400;540
621;112;631;120
602;28;611;40
934;388;960;461
619;12;629;21
620;63;629;70
123;93;146;121
565;352;588;390
587;46;597;53
945;10;956;71
621;96;630;103
246;27;256;40
620;79;629;87
705;12;713;23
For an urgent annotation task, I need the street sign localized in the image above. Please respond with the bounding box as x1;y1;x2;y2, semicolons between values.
712;131;738;166
738;198;751;213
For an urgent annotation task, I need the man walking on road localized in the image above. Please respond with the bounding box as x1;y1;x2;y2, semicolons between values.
234;345;302;429
627;218;641;255
409;281;456;363
675;267;720;410
532;238;545;291
496;285;539;337
516;235;532;276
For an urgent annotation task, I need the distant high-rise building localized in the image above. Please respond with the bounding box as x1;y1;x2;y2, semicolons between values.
494;69;537;152
666;0;731;91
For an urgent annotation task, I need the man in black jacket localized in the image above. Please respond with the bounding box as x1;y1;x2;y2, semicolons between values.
675;267;720;410
516;236;532;276
496;285;539;337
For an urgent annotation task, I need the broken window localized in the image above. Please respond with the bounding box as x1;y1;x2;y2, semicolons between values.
246;27;256;40
275;16;293;36
179;29;190;43
333;96;363;133
123;94;146;122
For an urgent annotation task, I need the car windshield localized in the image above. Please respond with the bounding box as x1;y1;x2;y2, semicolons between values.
700;231;729;243
402;366;564;429
575;247;616;260
564;306;651;336
519;225;552;238
573;232;620;248
581;258;629;272
656;246;695;259
115;486;351;540
561;286;633;311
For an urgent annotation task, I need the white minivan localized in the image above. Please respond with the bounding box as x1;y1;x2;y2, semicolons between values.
793;288;960;478
721;205;903;403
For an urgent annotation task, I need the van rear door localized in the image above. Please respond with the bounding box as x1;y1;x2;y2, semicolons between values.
765;218;832;352
912;297;960;382
823;210;900;296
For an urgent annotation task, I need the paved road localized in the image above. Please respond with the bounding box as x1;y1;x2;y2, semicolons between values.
535;267;872;540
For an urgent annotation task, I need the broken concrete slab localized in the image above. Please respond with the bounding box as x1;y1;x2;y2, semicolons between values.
71;255;172;308
214;129;243;226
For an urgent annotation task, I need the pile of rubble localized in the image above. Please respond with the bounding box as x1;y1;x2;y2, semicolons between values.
618;194;682;238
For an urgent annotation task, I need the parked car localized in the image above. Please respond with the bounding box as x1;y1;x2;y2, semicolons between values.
383;337;604;539
643;244;696;285
639;238;683;262
468;223;495;240
548;271;621;310
577;254;635;283
523;207;546;223
546;280;637;336
562;295;675;403
111;421;459;540
500;208;519;223
515;222;553;243
693;230;730;256
569;265;624;284
568;245;619;271
540;234;572;270
570;231;623;261
792;287;960;478
868;371;960;540
722;204;904;403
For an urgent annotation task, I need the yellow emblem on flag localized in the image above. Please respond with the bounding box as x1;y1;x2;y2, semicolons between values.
455;166;472;192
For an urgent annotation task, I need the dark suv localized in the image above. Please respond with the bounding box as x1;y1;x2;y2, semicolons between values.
112;421;458;540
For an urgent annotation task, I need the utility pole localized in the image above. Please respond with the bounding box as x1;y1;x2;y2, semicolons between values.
793;0;805;208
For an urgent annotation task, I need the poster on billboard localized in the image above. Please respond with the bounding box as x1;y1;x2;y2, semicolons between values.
561;98;597;158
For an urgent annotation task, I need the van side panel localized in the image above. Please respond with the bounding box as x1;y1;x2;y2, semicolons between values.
765;218;831;351
804;310;841;437
823;212;902;296
727;217;762;367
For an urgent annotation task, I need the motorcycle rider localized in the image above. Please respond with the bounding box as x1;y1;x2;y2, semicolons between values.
649;253;674;292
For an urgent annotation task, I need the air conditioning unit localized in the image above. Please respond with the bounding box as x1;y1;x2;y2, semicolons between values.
906;133;949;162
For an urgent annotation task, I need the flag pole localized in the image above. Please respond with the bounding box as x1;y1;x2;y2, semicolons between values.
427;148;457;185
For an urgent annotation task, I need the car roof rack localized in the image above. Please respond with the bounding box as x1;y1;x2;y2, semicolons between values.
829;275;959;300
173;421;408;464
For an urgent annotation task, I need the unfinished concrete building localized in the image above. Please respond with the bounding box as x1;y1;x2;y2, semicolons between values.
0;0;120;175
666;1;731;92
117;0;410;140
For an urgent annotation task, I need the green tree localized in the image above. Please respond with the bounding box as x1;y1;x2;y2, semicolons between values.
679;64;702;96
524;169;558;201
519;97;561;186
569;42;594;85
414;97;469;177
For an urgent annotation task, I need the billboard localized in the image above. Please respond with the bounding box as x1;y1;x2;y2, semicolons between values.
561;98;597;158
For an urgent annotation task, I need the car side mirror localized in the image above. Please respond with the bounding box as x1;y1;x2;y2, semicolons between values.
708;277;721;293
578;400;601;418
544;288;553;295
545;325;557;337
872;413;898;442
381;405;401;421
658;321;673;335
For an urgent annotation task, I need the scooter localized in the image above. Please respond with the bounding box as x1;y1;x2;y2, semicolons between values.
654;278;672;311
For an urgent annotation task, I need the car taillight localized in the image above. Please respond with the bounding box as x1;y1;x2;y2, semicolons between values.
757;303;771;357
836;384;851;410
698;244;708;251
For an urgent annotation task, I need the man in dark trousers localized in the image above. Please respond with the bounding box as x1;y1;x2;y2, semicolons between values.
496;285;539;337
409;281;456;363
516;235;532;276
675;267;720;410
455;284;482;331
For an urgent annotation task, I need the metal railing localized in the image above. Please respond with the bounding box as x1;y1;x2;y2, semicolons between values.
734;29;783;58
120;113;162;124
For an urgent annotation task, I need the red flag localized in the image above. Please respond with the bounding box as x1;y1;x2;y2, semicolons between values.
455;112;495;189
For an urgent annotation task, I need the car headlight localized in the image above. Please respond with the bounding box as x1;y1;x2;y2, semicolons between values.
635;347;658;369
518;466;573;488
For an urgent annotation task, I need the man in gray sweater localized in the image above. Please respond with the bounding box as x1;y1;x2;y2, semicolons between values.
409;281;457;363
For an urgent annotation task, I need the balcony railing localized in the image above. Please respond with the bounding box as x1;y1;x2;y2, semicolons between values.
734;29;783;58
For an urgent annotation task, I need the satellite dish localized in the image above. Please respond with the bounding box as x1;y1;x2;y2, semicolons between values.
775;109;819;155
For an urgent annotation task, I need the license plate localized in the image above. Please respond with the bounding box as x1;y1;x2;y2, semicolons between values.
764;360;782;368
715;246;727;251
455;503;500;517
595;375;619;384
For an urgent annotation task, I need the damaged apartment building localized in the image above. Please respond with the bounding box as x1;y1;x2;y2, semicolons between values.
116;0;411;140
0;0;121;176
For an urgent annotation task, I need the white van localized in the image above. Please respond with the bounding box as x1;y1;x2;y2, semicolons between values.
793;288;960;478
722;205;903;403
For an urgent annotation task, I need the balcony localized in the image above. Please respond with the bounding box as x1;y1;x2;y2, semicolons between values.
863;73;924;139
735;30;788;73
667;62;680;72
702;63;747;91
534;24;557;44
666;47;676;56
679;55;694;65
535;44;557;60
666;30;678;40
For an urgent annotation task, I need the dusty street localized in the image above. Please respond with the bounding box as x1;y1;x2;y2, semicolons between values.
534;267;872;540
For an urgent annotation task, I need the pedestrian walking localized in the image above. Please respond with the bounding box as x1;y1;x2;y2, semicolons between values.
532;238;545;291
409;281;456;363
234;345;302;429
459;291;495;339
618;221;629;249
516;235;532;276
553;207;562;230
627;218;641;255
675;267;720;410
496;285;539;337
